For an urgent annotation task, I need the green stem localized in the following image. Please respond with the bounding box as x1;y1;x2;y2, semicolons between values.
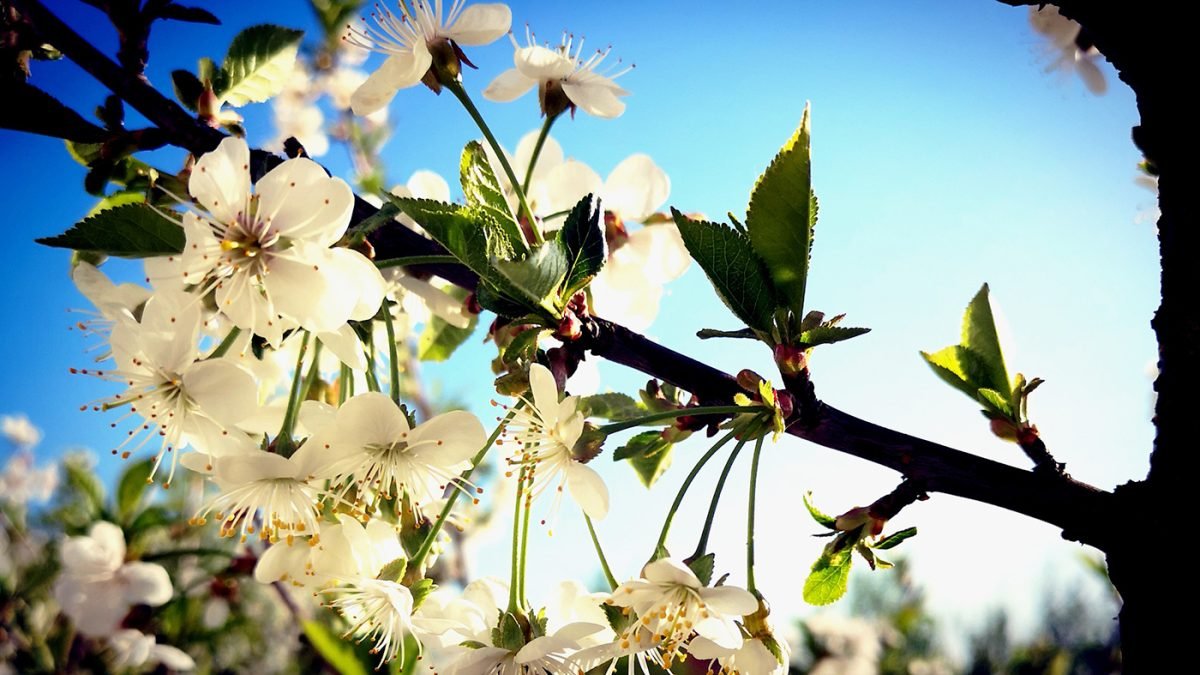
508;464;527;613
444;78;541;245
208;326;241;359
747;436;765;593
275;331;310;457
692;438;748;559
382;304;401;405
299;340;322;403
408;406;517;577
598;405;760;436
374;254;460;269
521;113;558;193
585;513;618;591
652;428;739;559
540;208;571;222
518;475;533;607
338;363;351;405
363;328;381;393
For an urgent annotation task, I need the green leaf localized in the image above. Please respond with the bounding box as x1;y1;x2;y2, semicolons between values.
579;393;646;421
376;557;407;582
602;602;632;634
171;69;204;112
302;621;369;675
155;3;221;25
799;325;871;347
493;612;526;651
86;190;145;217
746;104;815;316
614;430;673;487
115;457;155;524
872;526;918;550
960;284;1010;395
493;242;568;311
418;288;478;362
687;553;715;586
36;203;184;257
919;345;994;400
2;81;106;143
500;326;543;366
557;193;606;297
975;388;1013;418
672;208;778;336
217;25;303;107
387;197;518;281
803;491;838;530
460;141;523;244
802;546;852;606
856;543;878;570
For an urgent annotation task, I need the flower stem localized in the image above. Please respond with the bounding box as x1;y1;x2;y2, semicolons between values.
299;340;322;403
692;438;748;560
363;328;382;393
508;464;527;613
521;113;558;193
746;436;765;593
374;254;460;269
338;363;351;405
275;331;310;457
407;406;517;578
585;513;618;591
517;476;533;607
208;326;241;359
382;303;401;405
443;78;541;245
652;428;738;559
597;405;760;436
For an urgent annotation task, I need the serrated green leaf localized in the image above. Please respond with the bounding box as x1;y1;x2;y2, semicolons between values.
920;345;994;400
376;557;408;582
36;203;184;257
302;620;369;675
477;282;530;319
976;388;1012;417
500;326;543;366
115;457;155;524
615;430;673;487
961;284;1010;395
799;325;870;347
494;612;526;651
687;553;715;586
387;197;517;281
218;25;303;107
856;543;878;570
460;141;523;244
494;242;568;311
86;191;145;218
746;104;815;316
602;602;632;634
803;546;852;606
557;193;606;297
418;287;478;362
613;430;669;461
579;393;646;421
872;526;917;550
672;208;778;336
803;491;837;530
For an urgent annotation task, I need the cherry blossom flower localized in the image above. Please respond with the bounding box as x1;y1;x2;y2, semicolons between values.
193;447;329;543
2;413;42;449
484;29;631;118
606;558;758;666
690;635;788;675
502;363;609;520
254;513;404;588
347;1;513;115
0;450;58;506
107;629;196;672
1029;5;1106;95
165;136;384;346
53;522;173;637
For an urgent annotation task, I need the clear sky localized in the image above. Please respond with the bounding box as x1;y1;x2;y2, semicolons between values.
0;0;1152;656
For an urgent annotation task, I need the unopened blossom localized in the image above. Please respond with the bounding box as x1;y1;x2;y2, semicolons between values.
1029;5;1106;95
347;0;513;115
83;291;259;483
502;363;609;520
318;392;486;509
166;136;384;346
607;558;758;665
53;522;173;637
108;629;196;672
484;29;631;118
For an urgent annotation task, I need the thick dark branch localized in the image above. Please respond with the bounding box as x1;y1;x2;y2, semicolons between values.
20;0;1117;551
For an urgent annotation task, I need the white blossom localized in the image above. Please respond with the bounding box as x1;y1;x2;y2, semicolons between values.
484;28;631;118
107;629;196;672
1029;5;1106;95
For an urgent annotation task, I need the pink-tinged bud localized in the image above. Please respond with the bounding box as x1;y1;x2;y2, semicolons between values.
557;312;582;341
989;417;1020;441
776;390;795;419
197;86;221;127
737;369;764;392
1016;425;1040;446
835;506;886;536
773;343;808;376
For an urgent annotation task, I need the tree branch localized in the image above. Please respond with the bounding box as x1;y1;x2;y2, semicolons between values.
16;0;1118;552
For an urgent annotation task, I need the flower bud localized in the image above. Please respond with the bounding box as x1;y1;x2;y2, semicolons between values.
773;343;808;376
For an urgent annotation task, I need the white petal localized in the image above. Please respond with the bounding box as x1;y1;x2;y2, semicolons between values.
604;155;670;222
407;170;451;202
262;247;336;332
533;160;603;217
255;157;354;247
689;636;735;660
318;324;369;372
214;450;296;485
566;462;609;520
351;48;431;116
626;225;690;283
482;67;536;103
87;521;127;570
514;45;575;80
700;585;759;616
446;3;511;45
1076;56;1107;95
407;410;486;466
182;359;257;426
118;562;173;607
642;558;699;587
336;392;411;449
326;247;387;322
190;137;250;223
515;130;563;185
254;540;310;583
694;616;745;650
562;80;626;119
151;644;196;671
527;364;561;427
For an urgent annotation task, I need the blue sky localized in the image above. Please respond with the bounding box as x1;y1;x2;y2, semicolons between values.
1;0;1151;653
